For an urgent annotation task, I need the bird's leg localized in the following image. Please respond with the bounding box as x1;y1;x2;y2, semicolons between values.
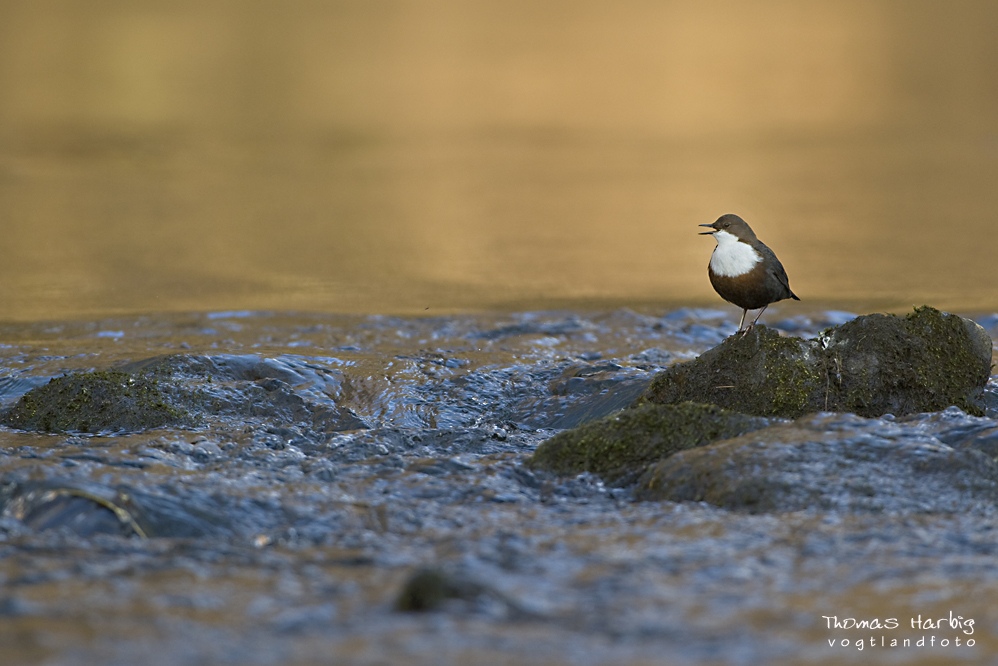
737;309;748;331
749;305;768;328
738;306;768;338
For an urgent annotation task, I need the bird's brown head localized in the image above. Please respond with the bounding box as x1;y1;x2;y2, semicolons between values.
698;214;757;242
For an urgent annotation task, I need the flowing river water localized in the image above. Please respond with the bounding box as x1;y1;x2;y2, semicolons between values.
1;307;997;665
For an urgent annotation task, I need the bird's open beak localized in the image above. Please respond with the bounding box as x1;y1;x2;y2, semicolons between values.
698;224;715;235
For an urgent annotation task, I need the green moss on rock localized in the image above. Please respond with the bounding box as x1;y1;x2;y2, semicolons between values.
636;306;991;419
530;306;993;492
527;402;771;485
818;306;993;417
2;370;192;434
637;326;823;419
635;418;998;513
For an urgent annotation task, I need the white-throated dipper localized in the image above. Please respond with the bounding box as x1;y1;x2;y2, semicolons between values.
699;214;799;332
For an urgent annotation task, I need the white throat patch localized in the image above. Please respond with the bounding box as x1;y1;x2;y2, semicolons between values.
708;230;762;277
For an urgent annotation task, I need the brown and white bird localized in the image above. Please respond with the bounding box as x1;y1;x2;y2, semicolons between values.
699;214;799;332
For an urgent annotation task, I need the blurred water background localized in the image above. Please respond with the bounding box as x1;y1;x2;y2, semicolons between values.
0;0;997;321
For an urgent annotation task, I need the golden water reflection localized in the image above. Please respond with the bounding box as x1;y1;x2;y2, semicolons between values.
1;1;997;320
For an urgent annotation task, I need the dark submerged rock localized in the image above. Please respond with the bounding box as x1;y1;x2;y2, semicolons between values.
1;480;149;538
395;567;533;617
395;569;478;612
511;373;651;430
636;413;998;513
528;402;771;485
125;353;369;432
0;479;233;538
638;306;992;419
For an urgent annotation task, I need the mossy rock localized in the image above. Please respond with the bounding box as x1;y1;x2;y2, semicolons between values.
635;416;998;513
1;353;371;435
819;306;992;417
637;326;821;419
2;370;193;434
637;306;992;419
527;402;771;485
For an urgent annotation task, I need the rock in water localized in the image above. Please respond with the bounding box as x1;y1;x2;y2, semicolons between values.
637;325;821;419
528;402;771;486
2;370;192;433
818;306;993;417
637;306;992;419
636;412;998;513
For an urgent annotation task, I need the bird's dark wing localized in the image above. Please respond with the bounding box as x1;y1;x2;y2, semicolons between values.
757;242;799;301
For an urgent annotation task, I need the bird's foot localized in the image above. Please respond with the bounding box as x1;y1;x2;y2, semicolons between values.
737;322;757;339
